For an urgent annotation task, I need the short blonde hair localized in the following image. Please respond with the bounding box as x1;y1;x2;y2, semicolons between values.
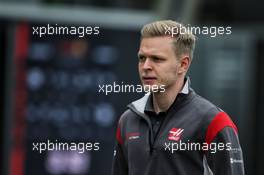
141;20;196;60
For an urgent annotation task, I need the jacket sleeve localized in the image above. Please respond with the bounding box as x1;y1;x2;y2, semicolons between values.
111;125;128;175
204;112;245;175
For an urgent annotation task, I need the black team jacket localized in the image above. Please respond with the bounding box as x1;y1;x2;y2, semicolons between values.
112;79;245;175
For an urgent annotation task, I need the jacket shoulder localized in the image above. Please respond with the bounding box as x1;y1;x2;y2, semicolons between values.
117;109;138;128
191;94;238;143
191;94;222;120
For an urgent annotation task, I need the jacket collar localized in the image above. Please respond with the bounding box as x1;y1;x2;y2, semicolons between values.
128;77;191;115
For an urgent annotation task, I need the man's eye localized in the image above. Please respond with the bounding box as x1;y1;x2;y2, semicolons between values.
138;55;145;62
152;56;164;62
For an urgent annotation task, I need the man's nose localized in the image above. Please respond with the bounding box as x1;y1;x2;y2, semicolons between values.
142;58;152;70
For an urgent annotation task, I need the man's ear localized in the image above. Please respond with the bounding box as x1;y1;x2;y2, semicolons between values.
178;55;191;74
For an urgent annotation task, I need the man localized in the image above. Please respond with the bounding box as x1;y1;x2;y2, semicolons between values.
112;20;244;175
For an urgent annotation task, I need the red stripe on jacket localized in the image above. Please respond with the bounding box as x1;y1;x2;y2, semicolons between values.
205;112;238;145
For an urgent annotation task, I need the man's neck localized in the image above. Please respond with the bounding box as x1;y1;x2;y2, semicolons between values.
152;77;185;114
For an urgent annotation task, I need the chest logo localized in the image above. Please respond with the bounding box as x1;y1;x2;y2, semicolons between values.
168;128;184;141
126;132;140;140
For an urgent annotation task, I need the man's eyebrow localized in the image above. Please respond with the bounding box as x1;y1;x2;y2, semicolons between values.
138;52;165;58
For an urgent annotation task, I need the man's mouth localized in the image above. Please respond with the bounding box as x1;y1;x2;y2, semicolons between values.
142;76;157;84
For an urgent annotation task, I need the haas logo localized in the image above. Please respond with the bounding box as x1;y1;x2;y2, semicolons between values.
168;128;184;141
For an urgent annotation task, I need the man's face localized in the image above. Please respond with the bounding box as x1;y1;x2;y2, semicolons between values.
138;36;181;91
